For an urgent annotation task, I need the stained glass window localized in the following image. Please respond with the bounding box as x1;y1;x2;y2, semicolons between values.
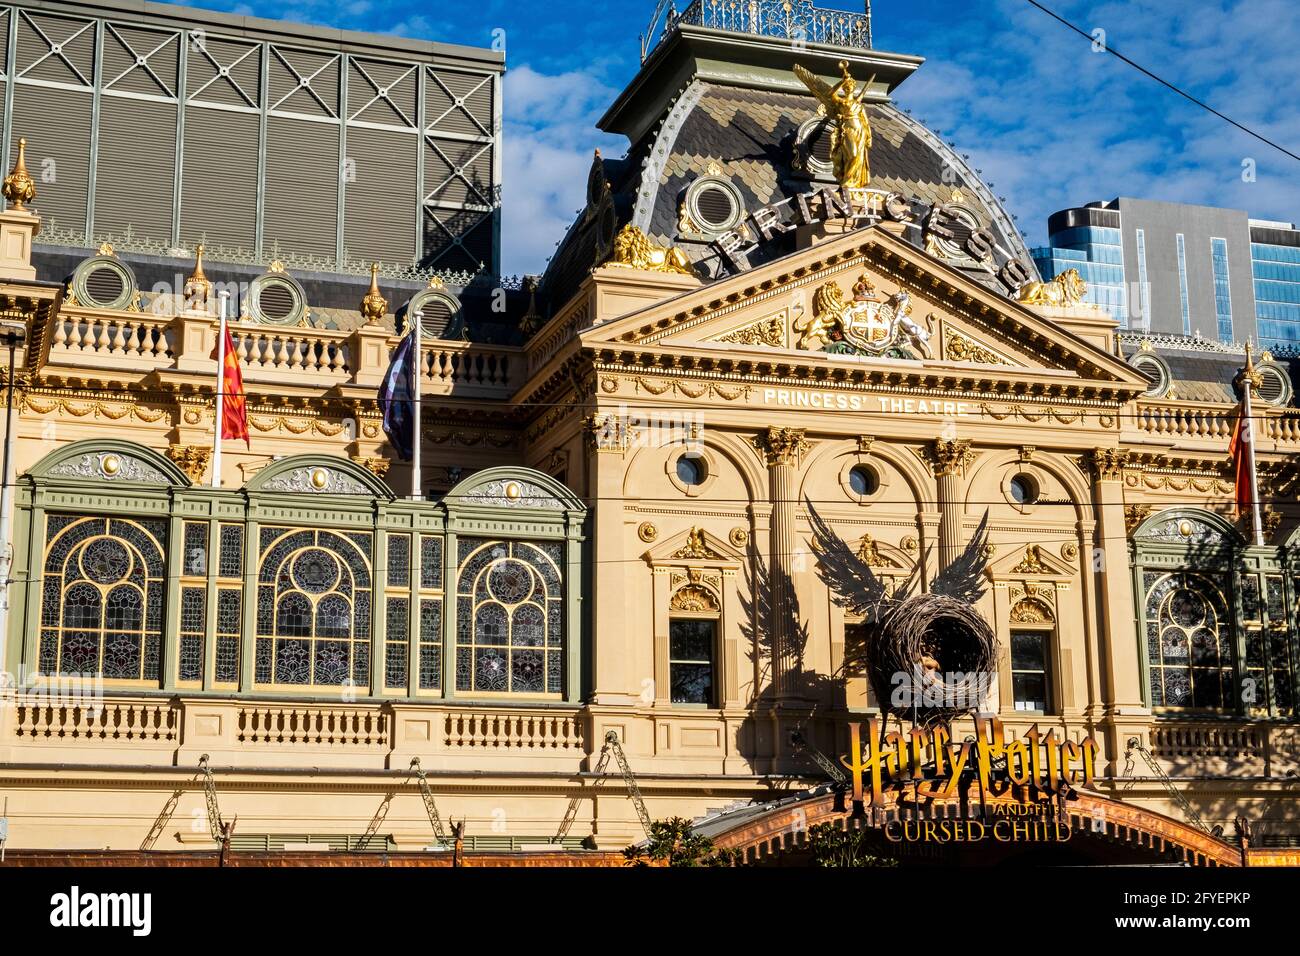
215;588;241;684
456;539;563;695
1144;571;1233;710
218;524;244;579
255;527;372;687
40;516;166;681
1245;573;1296;716
178;586;206;682
386;597;409;688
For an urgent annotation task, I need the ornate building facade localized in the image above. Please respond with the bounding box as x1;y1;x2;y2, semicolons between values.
0;5;1297;864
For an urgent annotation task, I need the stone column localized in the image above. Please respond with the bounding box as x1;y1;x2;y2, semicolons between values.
1087;449;1146;711
929;439;974;571
586;412;637;707
752;427;810;700
1087;448;1149;774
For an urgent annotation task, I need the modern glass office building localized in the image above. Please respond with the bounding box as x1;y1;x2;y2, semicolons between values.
1034;199;1300;348
1251;220;1300;346
1031;204;1127;325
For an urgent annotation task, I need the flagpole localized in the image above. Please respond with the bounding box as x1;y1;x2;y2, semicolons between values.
1243;342;1265;547
212;291;229;489
412;310;423;501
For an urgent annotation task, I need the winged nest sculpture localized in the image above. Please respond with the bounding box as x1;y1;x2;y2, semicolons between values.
807;501;997;725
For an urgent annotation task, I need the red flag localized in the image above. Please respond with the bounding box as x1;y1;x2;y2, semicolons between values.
1228;404;1253;518
211;324;249;447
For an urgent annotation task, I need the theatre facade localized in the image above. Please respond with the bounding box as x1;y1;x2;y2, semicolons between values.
0;4;1298;864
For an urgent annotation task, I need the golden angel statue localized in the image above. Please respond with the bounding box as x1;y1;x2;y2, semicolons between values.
793;61;875;189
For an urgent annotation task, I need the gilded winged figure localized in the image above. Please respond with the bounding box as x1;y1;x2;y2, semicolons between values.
794;60;875;189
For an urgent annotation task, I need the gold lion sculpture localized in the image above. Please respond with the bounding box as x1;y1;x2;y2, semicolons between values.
1017;268;1088;307
794;282;847;350
607;224;696;276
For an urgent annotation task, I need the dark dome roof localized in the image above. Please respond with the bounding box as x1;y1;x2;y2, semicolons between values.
540;70;1035;315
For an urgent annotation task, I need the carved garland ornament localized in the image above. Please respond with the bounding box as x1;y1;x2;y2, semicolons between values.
261;466;371;496
716;313;786;348
945;329;1013;366
48;452;169;484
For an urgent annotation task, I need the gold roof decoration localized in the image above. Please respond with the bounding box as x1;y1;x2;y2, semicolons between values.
268;259;285;274
1138;338;1154;352
98;242;116;257
1017;268;1087;307
427;274;446;290
793;61;874;189
2;136;36;211
359;262;388;325
608;224;696;276
1241;341;1264;391
183;243;212;309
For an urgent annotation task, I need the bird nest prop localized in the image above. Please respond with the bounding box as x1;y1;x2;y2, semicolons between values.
807;501;1000;726
868;593;997;726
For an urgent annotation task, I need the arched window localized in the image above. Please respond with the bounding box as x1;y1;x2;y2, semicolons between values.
39;516;166;681
456;540;563;695
1144;571;1233;710
255;529;373;687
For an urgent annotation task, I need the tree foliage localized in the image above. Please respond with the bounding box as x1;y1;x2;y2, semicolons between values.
623;817;743;867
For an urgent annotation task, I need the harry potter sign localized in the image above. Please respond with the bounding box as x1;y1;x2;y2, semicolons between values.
839;716;1101;809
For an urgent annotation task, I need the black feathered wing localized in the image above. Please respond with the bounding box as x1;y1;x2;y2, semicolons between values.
806;500;917;621
930;509;991;605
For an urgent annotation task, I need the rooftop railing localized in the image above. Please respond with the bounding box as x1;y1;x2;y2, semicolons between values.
644;0;873;61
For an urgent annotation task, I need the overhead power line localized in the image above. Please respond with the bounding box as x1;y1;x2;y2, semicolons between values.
1023;0;1300;164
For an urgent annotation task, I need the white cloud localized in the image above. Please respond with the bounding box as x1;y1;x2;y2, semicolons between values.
501;65;624;275
892;0;1300;245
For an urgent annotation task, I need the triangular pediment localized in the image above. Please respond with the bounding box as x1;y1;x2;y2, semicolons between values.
987;542;1075;580
643;526;745;566
580;226;1149;393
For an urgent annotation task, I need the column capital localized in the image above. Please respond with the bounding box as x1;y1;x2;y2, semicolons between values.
1087;447;1130;482
926;438;975;478
752;427;810;467
584;413;637;454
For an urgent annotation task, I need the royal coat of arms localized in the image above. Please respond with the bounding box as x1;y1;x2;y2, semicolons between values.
795;274;933;358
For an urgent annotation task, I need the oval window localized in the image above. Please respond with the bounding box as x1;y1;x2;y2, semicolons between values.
848;464;879;496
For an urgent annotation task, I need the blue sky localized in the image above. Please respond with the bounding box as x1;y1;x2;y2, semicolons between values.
164;0;1300;275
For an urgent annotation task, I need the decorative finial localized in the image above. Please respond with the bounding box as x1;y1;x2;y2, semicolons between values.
183;243;212;309
3;137;36;212
360;262;387;325
1240;340;1264;392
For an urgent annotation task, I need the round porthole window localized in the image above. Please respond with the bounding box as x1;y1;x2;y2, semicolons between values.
1129;352;1171;397
848;464;879;497
406;287;465;340
248;271;308;326
71;254;138;311
795;117;837;180
676;455;706;486
683;176;745;236
1255;363;1292;406
1008;473;1039;506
